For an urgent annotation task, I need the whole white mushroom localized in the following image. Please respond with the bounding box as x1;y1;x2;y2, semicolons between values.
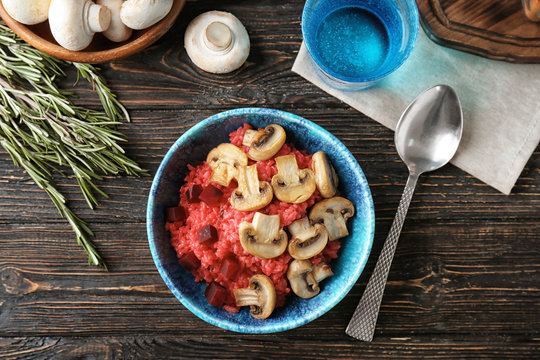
120;0;174;30
184;11;250;74
48;0;111;51
2;0;51;25
97;0;133;42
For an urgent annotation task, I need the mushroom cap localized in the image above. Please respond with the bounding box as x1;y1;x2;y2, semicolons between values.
312;151;339;198
206;143;248;186
271;155;316;203
287;217;328;260
245;124;286;161
287;259;320;299
184;11;250;74
49;0;111;51
309;197;355;241
239;213;287;259
231;165;273;211
120;0;173;30
233;274;276;319
3;0;51;25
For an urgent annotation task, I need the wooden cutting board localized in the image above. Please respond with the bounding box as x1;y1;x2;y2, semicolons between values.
416;0;540;63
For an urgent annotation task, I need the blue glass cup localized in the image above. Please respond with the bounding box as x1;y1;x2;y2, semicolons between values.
301;0;419;90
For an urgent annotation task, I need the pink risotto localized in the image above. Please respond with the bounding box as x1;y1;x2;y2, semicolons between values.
166;124;340;312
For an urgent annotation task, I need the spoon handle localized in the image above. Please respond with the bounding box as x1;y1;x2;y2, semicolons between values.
346;173;419;341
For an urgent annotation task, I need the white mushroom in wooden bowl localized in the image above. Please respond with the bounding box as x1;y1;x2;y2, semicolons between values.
97;0;133;42
2;0;51;25
120;0;174;30
48;0;111;51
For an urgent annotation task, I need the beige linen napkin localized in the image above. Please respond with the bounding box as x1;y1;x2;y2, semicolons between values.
292;30;540;194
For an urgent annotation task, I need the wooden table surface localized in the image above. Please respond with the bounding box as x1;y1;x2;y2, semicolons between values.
1;1;538;359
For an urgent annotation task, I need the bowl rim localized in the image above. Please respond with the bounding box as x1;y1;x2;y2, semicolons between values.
147;107;375;333
0;0;186;63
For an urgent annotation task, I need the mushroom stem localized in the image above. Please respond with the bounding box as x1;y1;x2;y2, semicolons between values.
312;263;333;283
233;289;259;307
204;22;233;52
87;2;111;32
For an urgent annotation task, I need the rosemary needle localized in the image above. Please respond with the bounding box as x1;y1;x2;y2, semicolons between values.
0;22;147;269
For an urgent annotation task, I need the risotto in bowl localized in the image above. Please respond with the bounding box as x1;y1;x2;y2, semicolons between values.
147;108;374;333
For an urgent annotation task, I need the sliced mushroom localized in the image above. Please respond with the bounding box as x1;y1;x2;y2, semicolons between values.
2;0;51;25
287;217;328;260
120;0;173;30
287;259;333;299
243;124;286;161
233;274;276;319
231;165;273;211
312;151;339;198
97;0;133;42
49;0;111;51
206;143;248;186
309;197;354;241
239;212;287;259
271;155;316;203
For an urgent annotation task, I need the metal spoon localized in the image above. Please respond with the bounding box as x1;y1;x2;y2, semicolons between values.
346;85;463;341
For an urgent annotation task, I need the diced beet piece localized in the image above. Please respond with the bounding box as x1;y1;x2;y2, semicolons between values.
178;252;200;272
165;206;186;223
199;185;223;206
186;184;202;203
197;225;218;244
205;282;228;307
220;254;240;280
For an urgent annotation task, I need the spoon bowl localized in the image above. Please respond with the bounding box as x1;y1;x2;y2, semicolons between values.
396;85;463;174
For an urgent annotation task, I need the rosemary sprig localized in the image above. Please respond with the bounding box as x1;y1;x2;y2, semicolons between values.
0;22;147;268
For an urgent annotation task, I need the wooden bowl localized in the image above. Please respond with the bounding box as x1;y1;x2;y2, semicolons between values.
0;0;186;63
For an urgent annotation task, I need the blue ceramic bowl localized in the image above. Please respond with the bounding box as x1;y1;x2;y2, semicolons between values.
147;108;375;333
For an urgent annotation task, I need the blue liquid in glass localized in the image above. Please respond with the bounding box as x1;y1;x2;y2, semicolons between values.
315;7;390;79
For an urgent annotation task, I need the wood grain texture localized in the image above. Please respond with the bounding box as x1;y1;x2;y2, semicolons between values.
1;336;539;359
417;0;540;62
0;0;538;358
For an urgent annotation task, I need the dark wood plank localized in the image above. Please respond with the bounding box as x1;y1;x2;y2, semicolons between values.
1;222;537;336
1;335;539;359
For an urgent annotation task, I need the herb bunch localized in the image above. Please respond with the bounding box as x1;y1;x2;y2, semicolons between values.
0;23;147;269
